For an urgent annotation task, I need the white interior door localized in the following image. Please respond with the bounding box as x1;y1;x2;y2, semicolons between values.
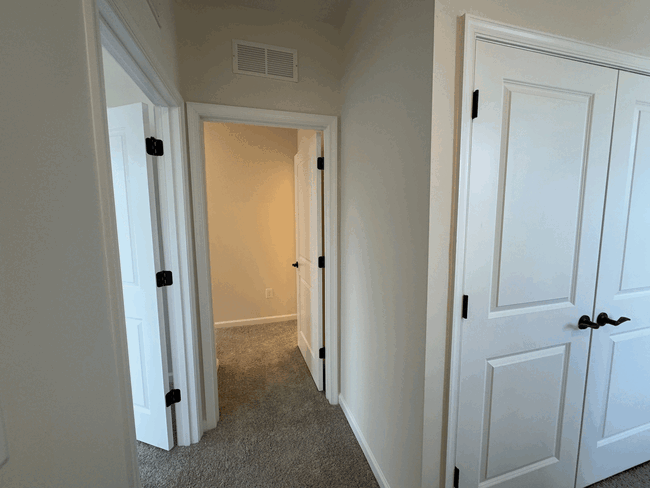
456;42;617;488
108;103;173;450
294;130;323;390
577;70;650;487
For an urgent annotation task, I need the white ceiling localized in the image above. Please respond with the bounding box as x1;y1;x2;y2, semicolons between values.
217;0;354;29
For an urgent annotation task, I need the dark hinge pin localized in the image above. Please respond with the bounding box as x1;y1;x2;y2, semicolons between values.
472;90;479;119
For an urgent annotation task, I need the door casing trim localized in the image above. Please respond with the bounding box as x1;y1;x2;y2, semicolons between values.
97;3;203;447
426;14;650;488
84;0;202;477
186;102;340;432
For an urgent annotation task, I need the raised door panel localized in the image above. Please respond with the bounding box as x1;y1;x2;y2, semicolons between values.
577;71;650;487
125;318;149;409
494;84;592;310
481;345;570;482
603;329;650;438
456;41;617;488
110;132;137;285
619;108;650;293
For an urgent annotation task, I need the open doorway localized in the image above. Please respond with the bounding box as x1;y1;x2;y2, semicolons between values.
100;46;176;454
185;103;339;435
85;2;341;486
201;123;326;414
88;0;338;462
90;0;203;473
128;116;365;487
205;123;301;332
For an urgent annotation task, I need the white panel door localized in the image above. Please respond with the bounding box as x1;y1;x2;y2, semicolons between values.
577;71;650;487
456;42;617;488
108;103;173;450
294;130;323;390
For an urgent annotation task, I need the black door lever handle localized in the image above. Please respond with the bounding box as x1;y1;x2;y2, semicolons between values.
578;315;600;330
596;312;630;327
292;261;299;268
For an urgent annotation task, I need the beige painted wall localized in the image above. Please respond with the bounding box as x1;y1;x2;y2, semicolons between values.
423;2;650;486
102;47;154;107
102;47;156;134
339;1;433;488
112;0;181;90
204;123;298;324
173;1;343;115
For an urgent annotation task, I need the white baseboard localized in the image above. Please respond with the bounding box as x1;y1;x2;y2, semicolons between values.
214;313;297;329
339;394;391;488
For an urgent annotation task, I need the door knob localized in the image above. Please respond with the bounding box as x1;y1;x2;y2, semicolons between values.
596;312;630;327
292;261;299;268
578;315;600;330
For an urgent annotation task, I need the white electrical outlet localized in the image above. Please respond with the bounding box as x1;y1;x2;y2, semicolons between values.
265;288;274;299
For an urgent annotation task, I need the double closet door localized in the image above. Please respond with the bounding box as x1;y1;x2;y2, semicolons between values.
456;41;650;488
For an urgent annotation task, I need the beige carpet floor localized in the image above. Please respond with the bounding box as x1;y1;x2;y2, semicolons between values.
136;319;649;487
136;320;380;487
588;460;650;487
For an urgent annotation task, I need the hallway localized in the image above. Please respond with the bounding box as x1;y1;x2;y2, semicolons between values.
136;321;379;487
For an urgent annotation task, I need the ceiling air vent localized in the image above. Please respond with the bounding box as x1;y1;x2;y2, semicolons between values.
232;40;298;83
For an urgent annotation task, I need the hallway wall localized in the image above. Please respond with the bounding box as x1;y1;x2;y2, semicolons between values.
203;123;298;325
173;3;436;487
339;1;434;487
0;1;181;487
173;1;343;115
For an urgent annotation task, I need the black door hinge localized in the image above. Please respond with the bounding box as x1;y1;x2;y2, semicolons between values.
146;137;164;156
317;157;324;170
454;466;460;488
319;347;325;359
318;256;325;268
156;270;173;287
472;90;479;119
165;389;181;407
462;295;468;319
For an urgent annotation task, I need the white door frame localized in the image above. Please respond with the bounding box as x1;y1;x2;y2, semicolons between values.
423;14;650;488
83;2;202;483
186;102;339;432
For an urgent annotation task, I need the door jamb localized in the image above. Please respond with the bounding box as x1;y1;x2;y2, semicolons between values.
186;102;339;433
429;14;650;488
84;0;202;466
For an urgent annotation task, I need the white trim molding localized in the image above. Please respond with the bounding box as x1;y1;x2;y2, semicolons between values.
463;14;650;76
186;102;340;432
82;1;141;485
339;395;391;488
214;314;298;329
425;14;650;488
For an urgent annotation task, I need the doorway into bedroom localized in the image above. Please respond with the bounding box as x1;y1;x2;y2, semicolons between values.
201;123;326;415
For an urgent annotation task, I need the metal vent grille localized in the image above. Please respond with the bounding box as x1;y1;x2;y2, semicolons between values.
233;40;298;82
